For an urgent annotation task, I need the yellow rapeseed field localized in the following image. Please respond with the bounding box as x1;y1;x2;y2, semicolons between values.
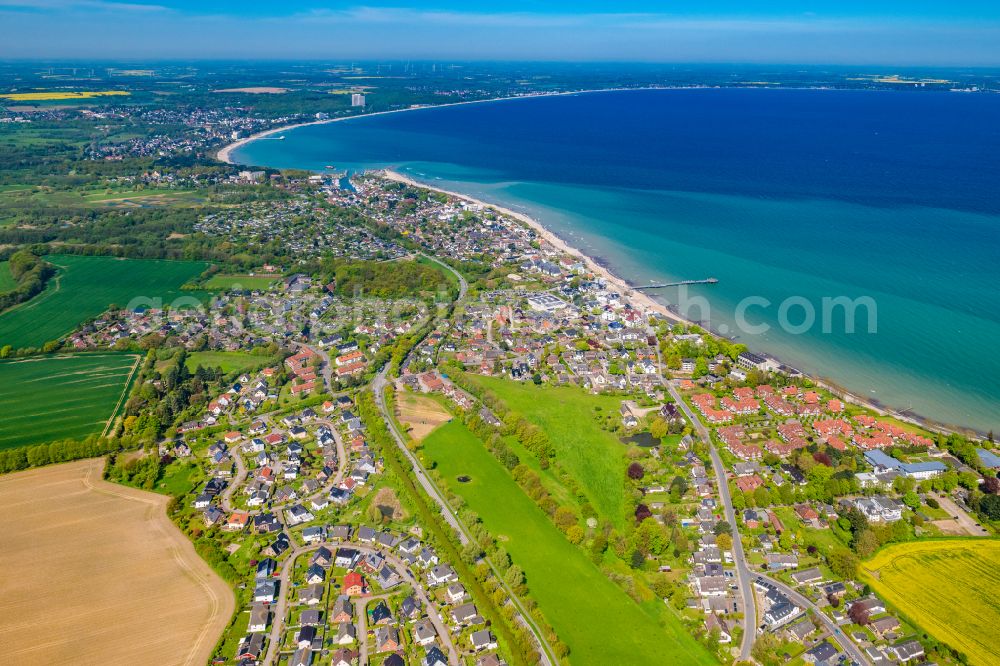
861;539;1000;665
1;90;130;101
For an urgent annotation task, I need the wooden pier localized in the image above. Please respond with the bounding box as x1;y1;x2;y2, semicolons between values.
633;278;718;291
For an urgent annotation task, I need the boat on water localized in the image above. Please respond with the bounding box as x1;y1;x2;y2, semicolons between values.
325;165;336;169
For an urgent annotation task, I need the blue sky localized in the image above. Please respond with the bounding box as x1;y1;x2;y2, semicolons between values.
1;1;998;64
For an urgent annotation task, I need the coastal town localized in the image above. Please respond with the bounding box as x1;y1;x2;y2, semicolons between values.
15;159;992;666
1;59;999;666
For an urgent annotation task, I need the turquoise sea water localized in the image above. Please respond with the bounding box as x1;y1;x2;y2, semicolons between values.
233;89;1000;433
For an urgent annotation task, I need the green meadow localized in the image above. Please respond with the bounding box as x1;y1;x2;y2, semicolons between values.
0;353;140;449
0;261;16;292
474;376;628;525
0;185;202;210
185;351;277;374
422;420;715;666
203;274;281;291
0;255;208;349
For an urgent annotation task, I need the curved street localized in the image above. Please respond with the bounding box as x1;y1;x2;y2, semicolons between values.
263;540;460;666
758;573;871;666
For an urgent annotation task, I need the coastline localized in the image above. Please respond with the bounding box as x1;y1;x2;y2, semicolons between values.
379;170;975;438
382;170;688;326
222;89;985;438
216;87;663;164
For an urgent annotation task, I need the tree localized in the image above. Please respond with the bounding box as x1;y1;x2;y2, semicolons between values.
902;491;921;510
844;507;869;535
716;532;732;552
983;476;1000;495
504;565;524;588
669;475;688;500
980;494;1000;521
714;520;732;536
635;503;652;523
848;601;871;626
366;502;385;523
589;533;608;563
671;526;689;555
828;547;859;580
752;632;783;666
627;462;645;480
649;417;669;440
854;529;880;558
959;471;980;490
460;541;482;565
554;507;578;531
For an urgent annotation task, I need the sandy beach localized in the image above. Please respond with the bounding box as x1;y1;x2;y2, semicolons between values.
381;170;684;325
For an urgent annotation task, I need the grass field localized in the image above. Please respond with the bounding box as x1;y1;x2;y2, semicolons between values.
0;353;141;449
0;261;16;292
474;376;627;525
0;459;233;665
184;351;277;374
0;186;202;210
203;273;281;290
1;90;130;101
0;255;208;349
395;389;453;441
422;421;715;665
861;539;1000;665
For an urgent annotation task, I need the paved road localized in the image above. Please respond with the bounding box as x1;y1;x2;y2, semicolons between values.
219;448;248;513
934;492;989;536
356;592;389;666
419;252;468;303
758;573;871;666
373;369;469;542
264;541;460;666
219;415;347;515
665;380;757;662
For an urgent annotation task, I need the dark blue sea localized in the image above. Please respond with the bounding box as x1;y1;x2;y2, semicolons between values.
234;88;1000;433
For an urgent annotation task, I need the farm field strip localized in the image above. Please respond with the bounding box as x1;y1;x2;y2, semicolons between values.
421;420;715;665
862;539;1000;666
0;354;139;449
0;255;208;349
0;90;130;101
0;459;233;665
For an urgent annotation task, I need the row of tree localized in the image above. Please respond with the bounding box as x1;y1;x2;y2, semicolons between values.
0;434;143;475
0;248;54;313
